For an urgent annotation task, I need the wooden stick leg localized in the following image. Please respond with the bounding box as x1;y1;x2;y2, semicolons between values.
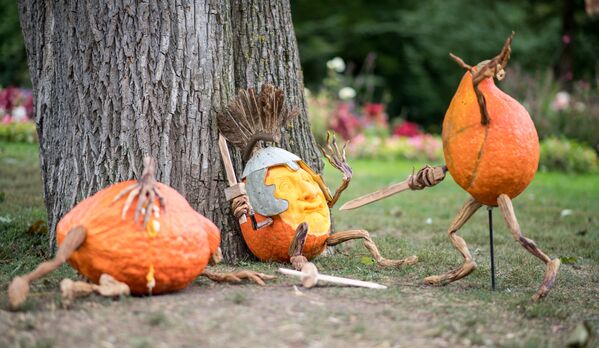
60;274;130;308
8;226;87;309
326;230;418;267
497;194;560;301
60;279;95;308
424;197;482;285
201;271;276;286
289;222;309;270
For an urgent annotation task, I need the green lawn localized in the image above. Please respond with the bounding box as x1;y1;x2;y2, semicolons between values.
1;141;598;347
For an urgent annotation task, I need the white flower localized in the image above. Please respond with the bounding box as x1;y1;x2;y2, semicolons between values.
551;91;571;111
560;209;572;217
11;106;27;122
326;57;346;72
425;218;433;225
338;87;356;100
574;101;586;112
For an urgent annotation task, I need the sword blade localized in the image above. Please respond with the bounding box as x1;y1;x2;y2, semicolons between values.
218;134;238;186
339;180;411;211
278;268;387;289
218;134;247;223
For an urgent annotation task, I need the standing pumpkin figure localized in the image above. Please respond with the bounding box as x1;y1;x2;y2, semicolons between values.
341;33;560;301
217;85;440;270
8;157;273;309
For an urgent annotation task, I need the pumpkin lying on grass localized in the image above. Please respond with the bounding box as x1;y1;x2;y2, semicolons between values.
8;157;274;310
217;84;442;271
340;33;560;301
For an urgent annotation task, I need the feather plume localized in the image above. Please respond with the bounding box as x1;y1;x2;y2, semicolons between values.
217;84;299;161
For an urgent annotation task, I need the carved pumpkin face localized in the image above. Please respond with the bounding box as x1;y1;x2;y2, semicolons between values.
239;164;331;263
442;72;539;206
56;181;220;295
265;165;330;235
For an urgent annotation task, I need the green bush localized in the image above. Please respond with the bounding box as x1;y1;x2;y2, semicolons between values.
0;122;38;143
501;67;599;149
539;137;599;174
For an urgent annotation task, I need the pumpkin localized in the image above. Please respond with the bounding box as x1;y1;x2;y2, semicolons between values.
239;164;331;262
442;70;539;206
56;180;220;295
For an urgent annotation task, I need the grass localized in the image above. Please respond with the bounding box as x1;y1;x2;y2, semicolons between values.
0;143;76;301
1;141;598;347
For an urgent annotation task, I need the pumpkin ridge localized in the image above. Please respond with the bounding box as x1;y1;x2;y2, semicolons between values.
445;123;479;141
464;123;489;191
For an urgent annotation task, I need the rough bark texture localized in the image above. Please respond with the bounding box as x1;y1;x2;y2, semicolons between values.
230;0;322;171
17;0;319;262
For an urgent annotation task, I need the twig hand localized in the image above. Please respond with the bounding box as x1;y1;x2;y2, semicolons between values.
319;132;352;181
112;157;165;226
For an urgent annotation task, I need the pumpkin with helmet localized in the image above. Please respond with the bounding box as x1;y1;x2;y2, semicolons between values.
217;84;420;270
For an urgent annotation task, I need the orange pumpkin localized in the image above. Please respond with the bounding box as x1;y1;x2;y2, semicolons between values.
56;180;220;295
240;214;330;262
442;71;539;206
239;164;331;262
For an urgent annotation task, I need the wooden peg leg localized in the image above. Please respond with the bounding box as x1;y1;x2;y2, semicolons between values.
8;226;87;309
289;222;309;270
497;194;560;301
201;271;276;286
326;230;418;267
425;197;482;285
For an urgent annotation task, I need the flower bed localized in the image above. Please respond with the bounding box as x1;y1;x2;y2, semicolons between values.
308;57;598;173
0;87;37;143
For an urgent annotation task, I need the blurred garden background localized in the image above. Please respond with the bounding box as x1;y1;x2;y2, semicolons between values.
294;0;599;173
1;0;599;174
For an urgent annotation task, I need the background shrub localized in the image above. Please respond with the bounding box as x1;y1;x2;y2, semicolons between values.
539;137;599;174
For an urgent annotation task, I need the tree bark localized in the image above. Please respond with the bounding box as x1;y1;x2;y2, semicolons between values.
17;0;319;262
230;0;322;171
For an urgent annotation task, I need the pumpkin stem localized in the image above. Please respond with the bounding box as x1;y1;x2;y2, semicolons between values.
449;32;516;126
449;53;473;72
8;226;87;310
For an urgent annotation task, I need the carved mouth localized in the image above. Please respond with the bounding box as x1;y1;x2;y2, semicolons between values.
303;202;325;213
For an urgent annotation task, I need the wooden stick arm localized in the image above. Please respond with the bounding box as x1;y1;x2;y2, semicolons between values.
327;177;350;208
339;165;447;211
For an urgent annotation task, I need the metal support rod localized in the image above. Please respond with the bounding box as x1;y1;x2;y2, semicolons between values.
488;206;496;291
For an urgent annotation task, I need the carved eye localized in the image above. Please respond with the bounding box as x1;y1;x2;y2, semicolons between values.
278;179;292;192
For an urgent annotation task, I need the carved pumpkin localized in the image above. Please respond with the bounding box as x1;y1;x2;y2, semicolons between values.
442;70;539;206
240;164;331;262
56;180;220;295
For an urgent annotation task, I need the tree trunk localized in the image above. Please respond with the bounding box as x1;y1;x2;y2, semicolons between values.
17;0;320;262
230;0;323;171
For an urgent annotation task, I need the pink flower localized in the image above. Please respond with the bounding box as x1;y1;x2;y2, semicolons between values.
0;87;34;121
363;103;388;127
408;134;424;147
562;35;571;44
393;121;422;138
2;115;12;124
329;102;362;140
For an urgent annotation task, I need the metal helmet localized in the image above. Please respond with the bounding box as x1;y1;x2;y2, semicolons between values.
242;147;302;217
